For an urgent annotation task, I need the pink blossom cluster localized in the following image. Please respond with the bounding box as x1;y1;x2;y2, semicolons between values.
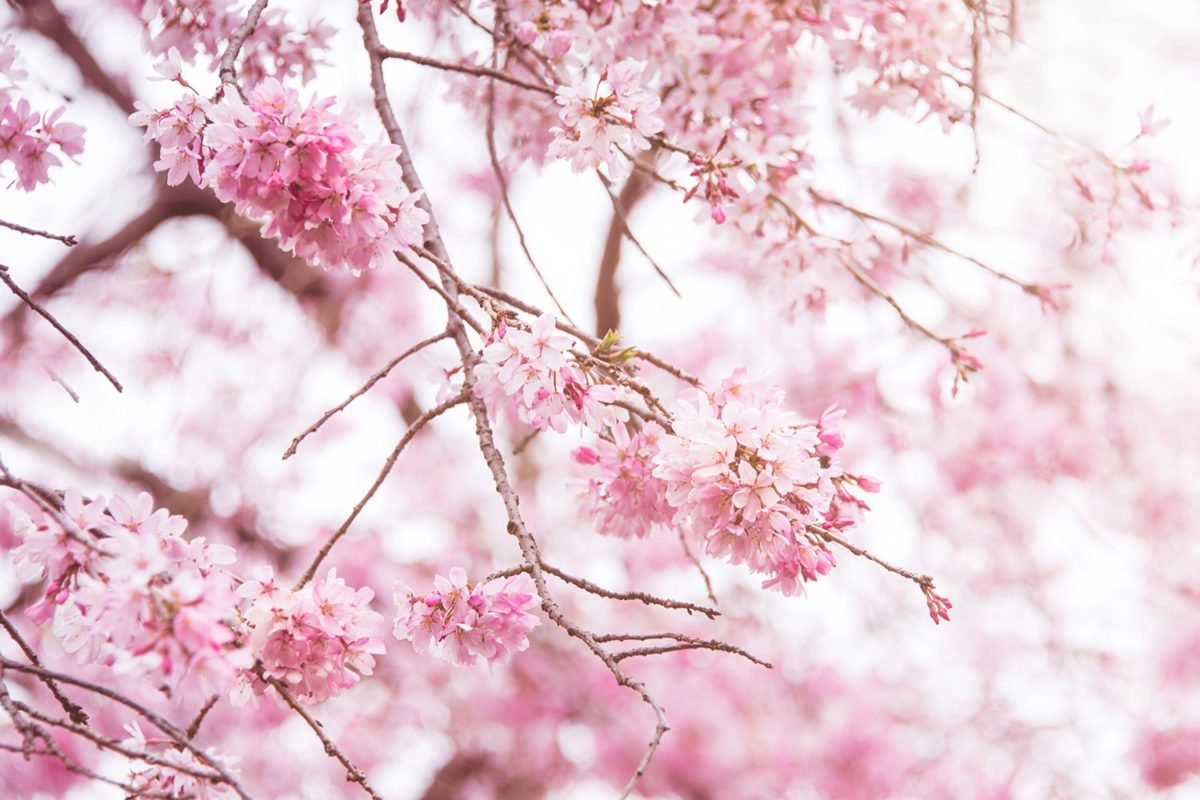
0;36;85;190
572;422;673;539
8;490;246;692
394;569;540;666
115;1;333;83
569;370;879;597
549;59;664;178
234;567;386;705
652;375;873;595
823;0;995;123
131;79;429;273
473;313;628;433
122;722;236;799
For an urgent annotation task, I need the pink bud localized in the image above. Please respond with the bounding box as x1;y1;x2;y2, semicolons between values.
515;21;539;45
572;446;600;466
857;475;882;493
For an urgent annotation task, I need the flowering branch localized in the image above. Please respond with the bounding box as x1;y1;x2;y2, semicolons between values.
217;0;271;94
0;659;253;798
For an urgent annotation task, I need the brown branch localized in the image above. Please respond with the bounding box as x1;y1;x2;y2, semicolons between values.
0;659;253;799
283;329;454;459
0;264;123;392
13;699;226;783
263;674;383;800
594;170;648;336
380;48;555;96
357;9;670;796
0;610;87;724
399;253;487;335
597;169;681;305
808;524;937;591
217;0;270;94
15;0;137;114
0;742;153;796
484;71;576;325
677;530;718;606
539;562;719;619
0;218;76;246
292;391;467;590
186;694;220;740
611;641;772;669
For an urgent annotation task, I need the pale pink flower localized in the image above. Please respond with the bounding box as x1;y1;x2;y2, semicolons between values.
394;569;540;666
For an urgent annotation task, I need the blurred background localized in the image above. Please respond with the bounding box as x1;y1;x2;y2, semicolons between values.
2;0;1199;797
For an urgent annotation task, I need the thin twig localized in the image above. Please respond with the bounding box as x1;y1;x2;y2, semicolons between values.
398;253;487;335
0;264;123;392
540;562;719;619
186;694;220;740
592;632;770;668
263;675;383;800
293;392;467;590
0;218;76;246
808;524;936;590
677;530;718;606
380;48;554;96
485;67;576;324
0;659;252;799
809;188;1038;294
0;610;88;724
283;329;453;459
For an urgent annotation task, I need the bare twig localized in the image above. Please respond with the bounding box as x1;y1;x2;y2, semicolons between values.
0;218;76;246
399;253;488;335
357;9;672;794
263;674;383;800
293;392;467;590
809;188;1040;295
0;264;123;392
612;641;771;668
0;610;88;724
484;68;576;324
677;530;718;606
283;329;453;459
186;694;220;740
808;524;936;591
539;562;719;619
380;48;554;96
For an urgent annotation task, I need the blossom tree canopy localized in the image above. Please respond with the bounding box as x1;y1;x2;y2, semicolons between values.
0;0;1198;797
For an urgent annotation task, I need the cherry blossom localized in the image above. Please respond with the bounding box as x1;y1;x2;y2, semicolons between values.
394;568;540;666
474;313;628;433
550;59;664;179
0;36;84;191
8;491;247;693
235;567;386;705
131;79;429;273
